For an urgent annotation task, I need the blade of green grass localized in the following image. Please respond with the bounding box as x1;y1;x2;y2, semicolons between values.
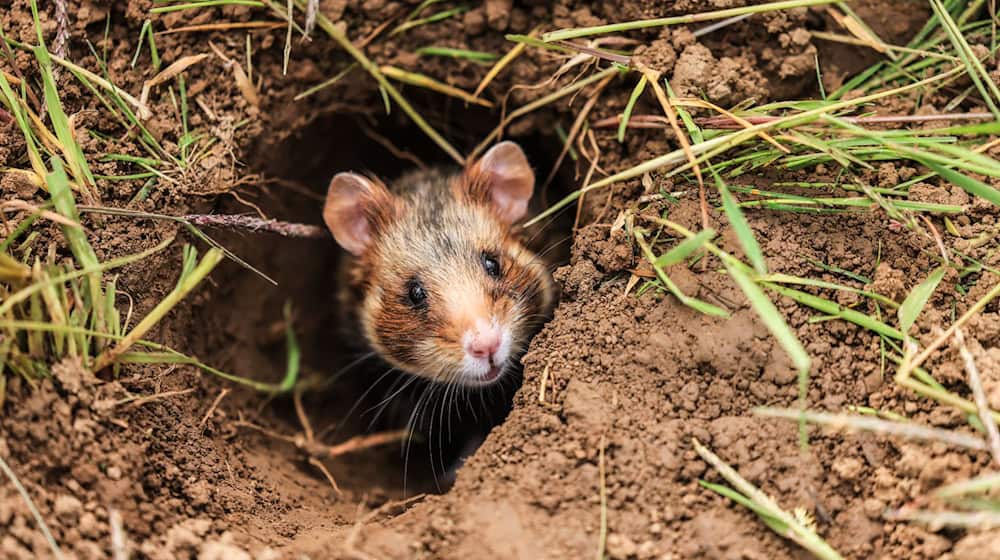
764;282;904;340
898;266;947;335
726;262;810;447
391;6;467;36
713;167;767;274
36;49;96;192
761;272;898;309
48;159;106;352
635;230;730;317
654;228;716;267
415;46;499;63
924;160;1000;208
929;0;1000;117
618;74;647;143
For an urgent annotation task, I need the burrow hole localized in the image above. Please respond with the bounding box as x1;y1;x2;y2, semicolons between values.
196;110;574;496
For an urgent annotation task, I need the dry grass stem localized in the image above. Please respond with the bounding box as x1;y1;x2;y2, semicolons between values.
956;329;1000;467
198;388;231;430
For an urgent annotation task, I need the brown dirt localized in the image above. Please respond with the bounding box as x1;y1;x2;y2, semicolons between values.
2;0;1000;559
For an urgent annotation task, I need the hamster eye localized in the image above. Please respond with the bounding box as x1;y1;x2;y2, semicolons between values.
481;252;501;279
406;279;427;309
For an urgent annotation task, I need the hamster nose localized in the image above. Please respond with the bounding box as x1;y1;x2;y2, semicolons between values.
466;326;501;360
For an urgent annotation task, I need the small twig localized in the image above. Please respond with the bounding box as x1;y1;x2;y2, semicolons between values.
293;389;315;443
198;388;231;430
182;214;328;238
52;0;70;82
538;363;550;404
234;418;408;480
2;199;81;228
308;457;342;495
326;430;410;457
956;329;1000;467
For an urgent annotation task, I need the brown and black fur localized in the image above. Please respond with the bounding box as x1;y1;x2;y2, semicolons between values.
331;162;558;485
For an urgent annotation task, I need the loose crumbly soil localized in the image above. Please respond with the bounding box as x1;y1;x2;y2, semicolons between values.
2;1;1000;559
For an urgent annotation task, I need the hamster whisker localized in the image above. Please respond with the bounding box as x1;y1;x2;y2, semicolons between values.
365;373;422;432
314;351;379;390
333;365;399;439
403;379;442;494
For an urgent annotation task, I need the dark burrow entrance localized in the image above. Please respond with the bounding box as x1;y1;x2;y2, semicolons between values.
192;109;575;497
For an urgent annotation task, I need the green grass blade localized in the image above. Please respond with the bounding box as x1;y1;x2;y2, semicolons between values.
635;231;730;318
761;273;898;309
699;480;789;533
618;75;647;143
713;168;767;274
0;62;45;180
35;46;97;190
763;282;904;340
726;262;810;447
415;46;499;62
929;0;1000;117
278;301;301;392
93;246;223;371
654;228;716;267
898;266;947;336
48;159;106;347
727;266;810;374
925;160;1000;208
693;438;844;560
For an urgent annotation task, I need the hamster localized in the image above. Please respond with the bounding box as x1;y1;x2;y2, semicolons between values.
323;141;557;484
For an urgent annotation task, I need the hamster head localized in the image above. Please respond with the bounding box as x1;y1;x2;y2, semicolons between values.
324;142;555;387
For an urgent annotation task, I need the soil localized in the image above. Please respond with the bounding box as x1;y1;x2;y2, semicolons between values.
2;1;999;559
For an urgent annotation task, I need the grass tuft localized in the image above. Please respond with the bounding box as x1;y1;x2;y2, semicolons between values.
694;438;843;559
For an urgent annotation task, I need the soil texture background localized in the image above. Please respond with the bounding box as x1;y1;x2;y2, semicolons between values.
2;1;1000;559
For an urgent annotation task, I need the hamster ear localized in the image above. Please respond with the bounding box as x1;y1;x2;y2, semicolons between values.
323;172;393;256
466;141;535;224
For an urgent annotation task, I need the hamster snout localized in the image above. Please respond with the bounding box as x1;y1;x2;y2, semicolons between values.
461;318;512;383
